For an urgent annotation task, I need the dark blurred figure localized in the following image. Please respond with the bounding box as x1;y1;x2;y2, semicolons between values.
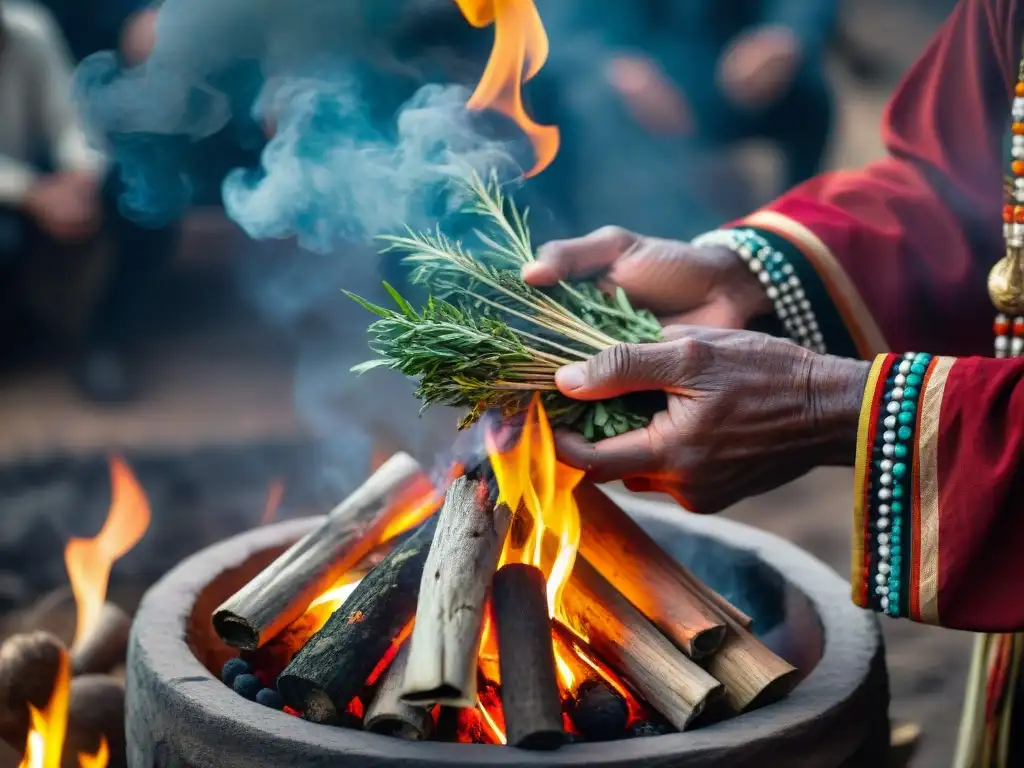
0;0;181;403
544;0;837;240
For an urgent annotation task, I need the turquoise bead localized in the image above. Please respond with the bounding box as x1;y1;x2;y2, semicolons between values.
891;501;904;514
905;373;922;388
900;400;917;413
910;363;927;376
898;412;915;425
903;386;920;400
893;485;905;499
891;545;902;556
898;425;913;441
892;462;907;478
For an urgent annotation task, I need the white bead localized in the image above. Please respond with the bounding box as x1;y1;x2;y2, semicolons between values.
1014;135;1024;147
878;561;891;575
880;459;893;473
1013;147;1024;159
898;361;912;375
876;585;887;596
894;374;906;387
884;415;897;429
759;271;772;285
875;573;887;586
878;545;890;558
891;387;905;400
880;596;889;611
883;430;897;443
1012;337;1024;357
782;263;795;275
878;504;890;516
811;331;824;344
904;352;917;359
878;532;890;545
996;336;1010;351
1014;178;1024;189
879;472;893;487
788;276;800;287
877;517;889;530
766;286;779;300
878;488;892;501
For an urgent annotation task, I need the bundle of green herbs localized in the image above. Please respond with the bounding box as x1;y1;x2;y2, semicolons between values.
347;172;664;440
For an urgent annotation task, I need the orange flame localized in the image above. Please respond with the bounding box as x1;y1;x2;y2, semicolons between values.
65;457;151;648
260;480;285;526
487;397;584;617
453;0;560;176
77;738;109;768
18;652;70;768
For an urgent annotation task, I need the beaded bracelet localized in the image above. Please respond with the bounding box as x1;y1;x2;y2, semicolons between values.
868;351;931;618
691;228;825;353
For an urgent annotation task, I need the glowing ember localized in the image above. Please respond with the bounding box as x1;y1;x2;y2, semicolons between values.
260;480;285;526
453;0;560;177
18;652;70;768
64;456;151;649
477;696;507;745
375;468;452;544
487;396;584;618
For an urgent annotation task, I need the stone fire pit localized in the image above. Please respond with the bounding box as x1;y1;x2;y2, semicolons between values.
126;490;888;767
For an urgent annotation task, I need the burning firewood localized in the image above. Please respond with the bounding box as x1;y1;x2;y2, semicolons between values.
491;563;564;750
65;675;126;768
401;473;512;708
214;452;434;650
364;641;433;740
575;483;730;658
0;631;65;751
567;680;628;742
559;557;723;731
69;602;131;677
276;514;438;723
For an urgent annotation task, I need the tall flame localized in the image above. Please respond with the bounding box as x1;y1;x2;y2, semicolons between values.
18;653;69;768
64;457;151;647
487;397;584;616
453;0;560;176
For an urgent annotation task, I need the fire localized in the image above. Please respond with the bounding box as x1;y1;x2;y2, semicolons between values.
78;738;109;768
64;457;151;648
18;652;70;768
376;468;453;544
303;576;363;634
453;0;560;177
487;397;584;617
260;479;285;525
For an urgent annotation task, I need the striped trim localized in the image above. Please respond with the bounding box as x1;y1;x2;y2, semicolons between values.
741;210;889;358
851;354;891;606
916;356;955;625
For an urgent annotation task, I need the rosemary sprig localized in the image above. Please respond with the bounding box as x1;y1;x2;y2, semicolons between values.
348;171;663;438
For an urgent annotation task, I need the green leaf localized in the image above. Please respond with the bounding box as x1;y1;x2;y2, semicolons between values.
350;359;391;374
344;290;392;319
383;281;418;320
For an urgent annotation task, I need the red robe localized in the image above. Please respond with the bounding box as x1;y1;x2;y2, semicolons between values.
730;0;1024;633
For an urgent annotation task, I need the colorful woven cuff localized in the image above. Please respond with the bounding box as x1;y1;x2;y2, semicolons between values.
857;351;932;618
691;228;825;353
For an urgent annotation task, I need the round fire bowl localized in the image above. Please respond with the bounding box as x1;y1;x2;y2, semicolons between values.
126;490;889;768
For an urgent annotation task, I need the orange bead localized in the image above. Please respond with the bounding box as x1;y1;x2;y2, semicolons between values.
995;318;1011;335
1014;206;1024;223
1006;205;1015;223
1013;161;1024;175
1016;82;1024;96
1013;122;1024;135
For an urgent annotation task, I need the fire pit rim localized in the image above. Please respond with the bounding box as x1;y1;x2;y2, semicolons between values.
127;490;885;767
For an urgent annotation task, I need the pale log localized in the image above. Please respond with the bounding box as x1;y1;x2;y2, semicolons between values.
401;474;512;708
704;618;799;712
277;516;437;723
213;453;431;650
574;483;726;657
559;557;722;731
364;642;433;740
70;602;131;677
492;564;564;750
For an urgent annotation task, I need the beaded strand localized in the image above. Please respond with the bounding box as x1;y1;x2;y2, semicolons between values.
996;69;1024;357
692;228;826;353
869;351;931;617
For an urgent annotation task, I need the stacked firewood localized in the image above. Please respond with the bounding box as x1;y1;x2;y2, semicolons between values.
212;453;798;746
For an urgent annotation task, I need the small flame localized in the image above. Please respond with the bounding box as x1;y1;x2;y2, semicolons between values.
376;466;455;545
453;0;560;176
260;480;285;526
303;577;363;634
487;397;584;617
65;457;151;648
77;738;109;768
18;652;70;768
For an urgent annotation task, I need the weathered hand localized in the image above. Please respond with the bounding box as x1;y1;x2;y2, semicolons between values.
523;226;772;329
552;326;870;513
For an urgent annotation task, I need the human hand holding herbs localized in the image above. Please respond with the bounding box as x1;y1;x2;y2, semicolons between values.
347;172;668;440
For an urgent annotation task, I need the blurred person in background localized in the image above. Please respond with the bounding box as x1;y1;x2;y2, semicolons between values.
0;0;182;404
543;0;837;241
